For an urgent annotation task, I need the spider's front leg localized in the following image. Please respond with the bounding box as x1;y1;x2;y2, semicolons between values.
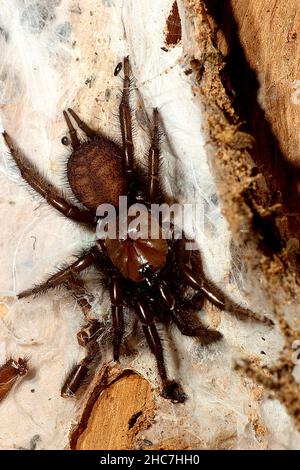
158;281;223;343
134;297;186;403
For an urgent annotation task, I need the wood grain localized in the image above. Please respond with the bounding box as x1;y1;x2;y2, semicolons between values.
74;370;155;450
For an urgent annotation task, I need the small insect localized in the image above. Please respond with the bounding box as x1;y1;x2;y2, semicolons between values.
0;358;28;402
2;58;271;403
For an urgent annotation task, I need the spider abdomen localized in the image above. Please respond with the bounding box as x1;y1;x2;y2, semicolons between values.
67;138;127;210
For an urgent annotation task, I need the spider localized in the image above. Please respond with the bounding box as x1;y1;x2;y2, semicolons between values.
2;57;272;403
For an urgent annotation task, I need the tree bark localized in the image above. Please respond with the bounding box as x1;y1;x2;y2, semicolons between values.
205;0;300;235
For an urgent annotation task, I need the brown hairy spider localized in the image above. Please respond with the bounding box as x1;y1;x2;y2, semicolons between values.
2;57;272;403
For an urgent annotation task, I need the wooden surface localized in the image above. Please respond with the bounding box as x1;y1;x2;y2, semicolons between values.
74;370;155;450
205;0;300;233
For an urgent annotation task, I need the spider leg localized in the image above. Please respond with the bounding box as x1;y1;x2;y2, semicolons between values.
157;280;222;342
61;339;100;398
62;315;104;399
179;291;205;311
134;297;186;403
119;56;134;180
147;108;160;204
67;108;97;140
61;360;90;398
77;318;104;347
63;110;80;149
2;132;95;226
61;274;104;398
110;273;125;361
65;276;103;353
139;263;222;341
18;247;98;298
176;240;273;326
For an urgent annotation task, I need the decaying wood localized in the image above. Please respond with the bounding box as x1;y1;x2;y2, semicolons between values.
204;0;300;235
69;364;155;450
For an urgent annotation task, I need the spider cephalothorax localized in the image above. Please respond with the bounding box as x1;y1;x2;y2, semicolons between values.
3;57;271;403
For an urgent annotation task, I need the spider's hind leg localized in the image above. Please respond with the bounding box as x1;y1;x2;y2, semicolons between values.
135;297;186;403
61;311;104;398
140;264;223;343
175;239;273;326
61;277;104;398
61;337;101;398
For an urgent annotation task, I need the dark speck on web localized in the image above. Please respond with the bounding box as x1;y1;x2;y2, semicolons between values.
0;26;9;42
